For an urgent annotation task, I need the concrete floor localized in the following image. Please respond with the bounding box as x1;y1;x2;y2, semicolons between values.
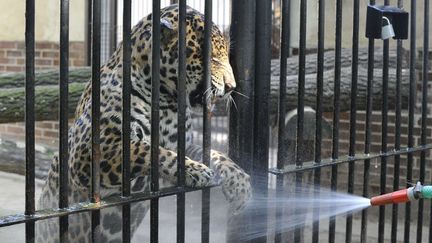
132;188;230;243
0;171;430;243
0;171;230;243
0;171;44;243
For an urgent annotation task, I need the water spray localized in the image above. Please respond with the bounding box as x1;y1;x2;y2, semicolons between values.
370;182;432;206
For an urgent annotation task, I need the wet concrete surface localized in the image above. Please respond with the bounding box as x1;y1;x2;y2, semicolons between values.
0;171;230;243
0;171;429;243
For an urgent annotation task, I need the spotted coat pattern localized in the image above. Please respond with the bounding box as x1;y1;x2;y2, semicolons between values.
36;5;251;243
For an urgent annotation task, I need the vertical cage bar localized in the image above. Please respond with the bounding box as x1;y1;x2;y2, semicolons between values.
391;2;403;242
122;0;132;242
360;44;374;243
229;0;255;173
294;0;306;242
329;1;342;242
275;0;290;242
360;1;375;242
91;0;102;242
110;0;118;55
85;0;93;66
252;0;271;241
312;0;324;242
428;2;432;240
201;1;212;242
345;0;359;242
404;1;416;241
176;1;186;243
378;1;390;242
25;0;35;242
254;0;271;170
228;1;255;241
151;0;161;242
59;0;70;241
417;0;429;241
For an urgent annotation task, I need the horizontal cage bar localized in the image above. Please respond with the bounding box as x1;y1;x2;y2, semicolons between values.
269;144;432;175
0;185;217;228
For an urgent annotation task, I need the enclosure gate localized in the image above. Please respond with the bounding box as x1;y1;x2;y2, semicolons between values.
0;0;431;243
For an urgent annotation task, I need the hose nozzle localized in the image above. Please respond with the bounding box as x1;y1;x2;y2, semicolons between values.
370;182;432;206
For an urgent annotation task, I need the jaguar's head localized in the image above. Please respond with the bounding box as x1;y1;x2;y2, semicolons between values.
156;6;236;113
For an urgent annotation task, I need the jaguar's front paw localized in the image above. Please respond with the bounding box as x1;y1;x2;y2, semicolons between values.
215;162;252;214
185;160;214;187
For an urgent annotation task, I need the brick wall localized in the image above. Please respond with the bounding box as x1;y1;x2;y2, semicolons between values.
0;120;75;146
0;41;86;73
0;40;86;147
320;110;432;194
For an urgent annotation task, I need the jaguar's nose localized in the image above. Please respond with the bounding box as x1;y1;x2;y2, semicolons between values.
223;70;236;93
225;83;235;93
223;62;236;93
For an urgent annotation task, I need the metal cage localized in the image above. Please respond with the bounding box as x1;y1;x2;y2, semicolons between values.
0;0;431;243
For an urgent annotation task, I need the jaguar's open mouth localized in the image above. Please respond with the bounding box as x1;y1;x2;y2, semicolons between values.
206;82;231;103
204;85;221;105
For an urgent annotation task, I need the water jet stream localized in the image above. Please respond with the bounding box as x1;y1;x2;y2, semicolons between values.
235;182;432;241
232;186;370;241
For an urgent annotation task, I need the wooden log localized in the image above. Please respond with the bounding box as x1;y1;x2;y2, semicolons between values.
214;66;410;116
0;67;89;88
269;66;410;113
0;67;409;123
0;83;85;123
270;47;409;77
0;48;410;123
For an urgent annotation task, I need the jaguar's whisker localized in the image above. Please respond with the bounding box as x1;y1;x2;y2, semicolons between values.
229;95;238;111
232;90;249;99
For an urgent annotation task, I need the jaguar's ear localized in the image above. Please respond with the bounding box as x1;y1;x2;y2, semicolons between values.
161;18;177;45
